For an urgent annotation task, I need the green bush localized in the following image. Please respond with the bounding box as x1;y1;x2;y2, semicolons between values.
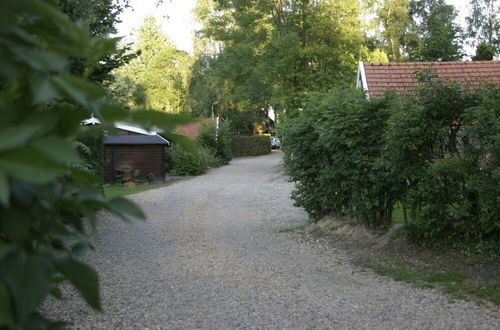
74;126;105;176
197;120;232;164
281;89;396;227
385;78;499;252
231;135;271;157
167;144;218;176
282;78;500;256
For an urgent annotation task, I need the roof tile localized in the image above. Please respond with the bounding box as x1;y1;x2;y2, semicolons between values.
362;61;500;98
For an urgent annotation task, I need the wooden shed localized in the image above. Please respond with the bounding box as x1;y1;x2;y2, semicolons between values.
104;134;170;183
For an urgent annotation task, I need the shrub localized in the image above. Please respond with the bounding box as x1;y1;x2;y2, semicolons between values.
281;89;396;227
281;78;499;256
167;144;217;176
231;135;271;157
197;120;232;165
74;126;105;176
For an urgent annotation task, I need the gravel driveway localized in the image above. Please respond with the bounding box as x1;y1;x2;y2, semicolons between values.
47;151;499;329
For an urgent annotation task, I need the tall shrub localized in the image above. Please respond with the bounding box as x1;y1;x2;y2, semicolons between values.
281;89;396;227
385;77;499;251
197;120;232;164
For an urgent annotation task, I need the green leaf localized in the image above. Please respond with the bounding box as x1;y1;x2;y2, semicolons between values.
0;122;45;152
162;131;198;154
53;257;101;311
52;75;104;106
30;74;61;104
0;252;55;324
70;168;102;185
0;147;64;184
33;136;80;165
106;197;146;220
0;280;14;327
130;110;193;129
0;171;10;206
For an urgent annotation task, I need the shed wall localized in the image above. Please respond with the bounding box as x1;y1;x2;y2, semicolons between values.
105;145;165;183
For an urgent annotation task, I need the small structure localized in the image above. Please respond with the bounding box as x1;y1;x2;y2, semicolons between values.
356;60;500;99
83;118;171;183
104;134;170;183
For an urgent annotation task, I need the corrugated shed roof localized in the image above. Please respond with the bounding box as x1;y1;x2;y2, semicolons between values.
105;135;170;145
362;61;500;98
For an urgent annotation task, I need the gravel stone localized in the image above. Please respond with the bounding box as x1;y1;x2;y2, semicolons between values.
45;151;500;329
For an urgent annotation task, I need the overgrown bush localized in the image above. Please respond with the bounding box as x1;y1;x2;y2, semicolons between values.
74;126;105;176
197;120;232;164
232;135;271;157
385;78;499;254
282;79;500;256
281;89;396;227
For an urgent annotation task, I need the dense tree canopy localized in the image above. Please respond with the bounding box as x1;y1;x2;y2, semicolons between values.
110;16;192;113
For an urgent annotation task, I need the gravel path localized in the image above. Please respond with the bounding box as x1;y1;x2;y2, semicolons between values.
47;151;499;329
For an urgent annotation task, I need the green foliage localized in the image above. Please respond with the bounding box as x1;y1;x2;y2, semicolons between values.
74;126;105;176
466;0;500;56
167;144;217;176
231;135;272;157
376;0;411;61
281;89;395;226
197;121;232;164
111;16;192;113
385;77;499;253
190;0;365;122
472;42;494;60
0;0;194;327
408;0;463;61
282;78;499;255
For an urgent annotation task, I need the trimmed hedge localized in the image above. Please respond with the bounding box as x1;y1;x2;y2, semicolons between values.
232;135;271;157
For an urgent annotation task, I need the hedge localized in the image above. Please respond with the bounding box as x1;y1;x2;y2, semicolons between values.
281;80;500;256
231;135;271;157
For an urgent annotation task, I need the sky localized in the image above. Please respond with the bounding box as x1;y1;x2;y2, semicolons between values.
115;0;472;55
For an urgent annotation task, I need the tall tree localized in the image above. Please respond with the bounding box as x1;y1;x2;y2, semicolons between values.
190;0;365;124
113;16;192;113
57;0;136;83
466;0;500;56
409;0;463;61
376;0;411;61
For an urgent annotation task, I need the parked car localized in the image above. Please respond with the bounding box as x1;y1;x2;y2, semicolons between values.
271;136;281;149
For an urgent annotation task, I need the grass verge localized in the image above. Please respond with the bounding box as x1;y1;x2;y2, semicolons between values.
370;261;499;305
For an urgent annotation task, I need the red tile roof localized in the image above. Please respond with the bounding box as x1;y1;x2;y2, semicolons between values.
362;61;500;98
176;118;215;139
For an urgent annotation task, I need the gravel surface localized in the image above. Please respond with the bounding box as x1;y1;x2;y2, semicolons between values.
46;151;499;329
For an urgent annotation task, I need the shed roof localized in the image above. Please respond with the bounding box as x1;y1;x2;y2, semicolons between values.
105;135;170;145
357;61;500;98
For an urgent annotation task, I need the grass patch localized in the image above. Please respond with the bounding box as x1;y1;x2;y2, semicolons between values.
424;271;466;283
104;183;166;199
370;261;499;306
